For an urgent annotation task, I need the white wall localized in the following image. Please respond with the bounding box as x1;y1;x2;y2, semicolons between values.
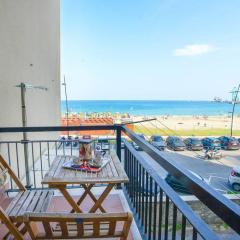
0;0;60;134
0;0;61;182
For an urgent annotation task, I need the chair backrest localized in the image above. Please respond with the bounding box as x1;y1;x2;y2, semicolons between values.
22;212;132;239
0;155;26;191
0;206;24;240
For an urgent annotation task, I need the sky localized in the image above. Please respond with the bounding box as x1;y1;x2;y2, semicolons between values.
61;0;240;100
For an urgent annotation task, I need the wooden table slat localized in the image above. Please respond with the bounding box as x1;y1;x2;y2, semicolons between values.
42;153;128;185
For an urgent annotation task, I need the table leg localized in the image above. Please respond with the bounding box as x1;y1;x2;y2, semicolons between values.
82;184;106;213
58;186;82;213
89;183;115;213
70;184;93;213
70;184;106;213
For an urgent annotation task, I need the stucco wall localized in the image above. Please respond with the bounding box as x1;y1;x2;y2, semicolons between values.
0;0;61;182
0;0;60;133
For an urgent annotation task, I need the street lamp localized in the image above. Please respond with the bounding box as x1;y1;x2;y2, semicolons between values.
15;83;48;188
230;84;240;136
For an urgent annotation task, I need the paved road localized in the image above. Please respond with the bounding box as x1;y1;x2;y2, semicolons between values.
139;148;240;194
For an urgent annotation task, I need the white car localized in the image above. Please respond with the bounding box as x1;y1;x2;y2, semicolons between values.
228;167;240;191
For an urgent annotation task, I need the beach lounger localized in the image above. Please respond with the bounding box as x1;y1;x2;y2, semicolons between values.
0;155;53;239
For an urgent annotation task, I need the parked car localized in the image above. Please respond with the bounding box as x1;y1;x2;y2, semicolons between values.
65;135;72;146
73;136;79;147
59;136;66;148
149;135;166;151
96;137;110;151
218;136;239;150
184;138;203;151
132;134;146;151
82;135;91;140
228;167;240;191
165;171;205;194
202;137;221;150
166;136;186;151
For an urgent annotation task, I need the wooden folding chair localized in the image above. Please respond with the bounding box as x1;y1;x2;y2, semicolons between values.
0;155;54;239
0;206;25;239
21;212;133;239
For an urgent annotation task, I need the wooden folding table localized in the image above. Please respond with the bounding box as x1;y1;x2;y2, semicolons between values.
42;154;128;213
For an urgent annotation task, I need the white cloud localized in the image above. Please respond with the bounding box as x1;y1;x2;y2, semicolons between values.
174;44;215;56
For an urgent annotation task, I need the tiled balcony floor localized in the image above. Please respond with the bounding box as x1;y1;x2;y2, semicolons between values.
0;189;140;240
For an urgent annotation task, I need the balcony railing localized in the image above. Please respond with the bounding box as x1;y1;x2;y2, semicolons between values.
0;124;240;239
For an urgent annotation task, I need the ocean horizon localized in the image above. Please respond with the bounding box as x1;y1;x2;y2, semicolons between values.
61;100;240;116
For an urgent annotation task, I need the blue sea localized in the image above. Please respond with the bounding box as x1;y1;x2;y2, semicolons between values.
61;100;240;116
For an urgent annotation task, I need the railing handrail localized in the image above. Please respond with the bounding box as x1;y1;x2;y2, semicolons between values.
121;125;240;235
0;137;121;144
0;125;118;133
124;139;219;240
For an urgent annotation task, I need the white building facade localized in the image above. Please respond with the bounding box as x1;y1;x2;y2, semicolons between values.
0;0;61;132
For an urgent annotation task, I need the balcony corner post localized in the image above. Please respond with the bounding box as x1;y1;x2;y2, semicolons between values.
116;125;122;161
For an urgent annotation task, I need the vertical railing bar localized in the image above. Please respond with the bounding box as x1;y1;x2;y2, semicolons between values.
116;126;121;161
15;143;20;178
63;140;65;155
144;172;149;234
39;142;43;188
126;148;130;192
148;176;153;240
124;146;127;189
141;167;145;226
132;153;135;206
181;215;186;240
130;152;133;203
153;181;157;240
47;142;50;168
70;141;73;156
135;155;138;209
136;160;139;217
127;148;130;191
55;142;58;156
192;227;198;240
133;155;136;208
128;151;132;199
164;196;169;240
172;204;177;240
138;163;142;220
158;189;163;240
126;148;129;191
7;143;13;189
31;142;36;188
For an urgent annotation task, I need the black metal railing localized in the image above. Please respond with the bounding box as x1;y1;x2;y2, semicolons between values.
0;137;117;190
0;124;240;239
121;125;240;238
123;139;218;240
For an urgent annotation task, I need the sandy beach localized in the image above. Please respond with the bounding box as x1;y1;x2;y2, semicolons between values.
61;114;240;136
128;115;240;137
132;115;240;130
